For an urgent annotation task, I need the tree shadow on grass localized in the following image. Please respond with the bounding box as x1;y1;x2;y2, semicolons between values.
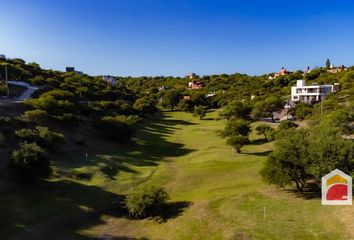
283;182;321;200
157;201;191;222
250;138;268;145
89;236;149;240
241;150;273;156
55;111;196;181
0;179;132;240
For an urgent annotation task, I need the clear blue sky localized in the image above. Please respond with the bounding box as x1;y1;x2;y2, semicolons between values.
1;0;354;77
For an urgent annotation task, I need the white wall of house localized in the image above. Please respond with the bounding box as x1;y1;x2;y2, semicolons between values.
291;80;338;103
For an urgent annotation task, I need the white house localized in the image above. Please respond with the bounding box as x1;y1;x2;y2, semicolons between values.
103;75;117;85
291;80;339;103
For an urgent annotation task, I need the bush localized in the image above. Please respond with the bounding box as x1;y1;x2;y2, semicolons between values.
96;115;139;142
278;120;298;131
15;126;65;150
56;113;80;126
8;142;51;179
20;110;49;124
125;185;169;218
255;124;275;142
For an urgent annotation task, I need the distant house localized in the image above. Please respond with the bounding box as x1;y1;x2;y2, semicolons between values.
0;54;6;60
159;86;168;91
66;67;84;75
186;72;197;80
206;91;216;98
102;75;117;85
269;67;292;79
188;81;204;89
66;67;75;72
327;65;347;73
291;80;339;103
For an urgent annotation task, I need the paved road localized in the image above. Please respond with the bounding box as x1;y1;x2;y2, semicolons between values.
7;81;39;100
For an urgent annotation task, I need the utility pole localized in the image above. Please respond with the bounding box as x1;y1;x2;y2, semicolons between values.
320;96;323;118
79;78;82;99
5;64;9;97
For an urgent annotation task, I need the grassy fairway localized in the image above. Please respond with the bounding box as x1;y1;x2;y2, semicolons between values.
0;110;351;239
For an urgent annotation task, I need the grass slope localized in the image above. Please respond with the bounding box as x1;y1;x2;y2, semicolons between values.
0;110;351;240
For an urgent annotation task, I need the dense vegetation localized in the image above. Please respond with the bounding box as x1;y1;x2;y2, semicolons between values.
0;56;353;238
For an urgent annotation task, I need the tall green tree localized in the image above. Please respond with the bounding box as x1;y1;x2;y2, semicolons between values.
193;105;206;120
253;96;284;122
326;58;331;69
162;90;181;111
220;100;252;120
133;97;157;117
220;119;251;153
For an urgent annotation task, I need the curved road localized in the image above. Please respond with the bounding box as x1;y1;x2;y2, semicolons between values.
7;81;39;100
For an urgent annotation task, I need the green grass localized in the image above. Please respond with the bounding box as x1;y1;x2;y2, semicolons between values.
0;110;351;239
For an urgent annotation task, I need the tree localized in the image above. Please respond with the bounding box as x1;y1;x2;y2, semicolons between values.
133;97;157;117
260;129;311;191
8;142;51;179
19;110;49;124
162;90;181;111
261;126;354;191
193;105;206;119
125;185;169;218
253;96;284;122
278;120;298;131
321;109;353;135
255;124;275;141
291;102;313;120
226;135;249;153
178;99;194;112
220;119;251;138
220;100;252;120
220;119;251;153
326;58;331;69
15;126;65;151
96;115;139;142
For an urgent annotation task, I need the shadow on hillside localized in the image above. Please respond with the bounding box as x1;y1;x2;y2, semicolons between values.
0;179;131;240
0;177;189;239
241;150;273;156
55;112;196;180
89;236;149;240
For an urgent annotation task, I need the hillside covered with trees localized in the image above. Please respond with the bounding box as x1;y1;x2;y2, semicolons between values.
0;56;353;239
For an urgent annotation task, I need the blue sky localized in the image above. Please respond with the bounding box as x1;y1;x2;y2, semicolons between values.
1;0;354;77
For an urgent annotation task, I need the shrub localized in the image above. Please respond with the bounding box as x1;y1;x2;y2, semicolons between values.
96;115;139;142
8;142;51;179
56;113;80;126
278;120;298;131
15;126;65;150
125;185;169;218
20;110;49;124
